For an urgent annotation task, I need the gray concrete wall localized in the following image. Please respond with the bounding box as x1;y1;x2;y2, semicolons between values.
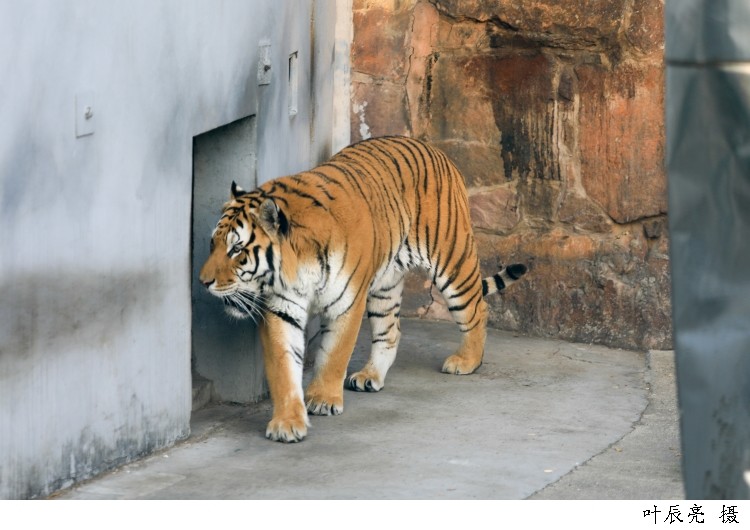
0;0;350;499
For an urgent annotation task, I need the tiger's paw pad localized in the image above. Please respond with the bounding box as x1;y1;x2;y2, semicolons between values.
305;396;344;416
266;416;308;443
441;355;481;375
346;373;383;392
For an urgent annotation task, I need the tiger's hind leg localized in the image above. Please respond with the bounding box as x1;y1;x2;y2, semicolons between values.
437;266;489;375
346;273;405;392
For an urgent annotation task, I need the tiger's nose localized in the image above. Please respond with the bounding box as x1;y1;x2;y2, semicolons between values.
199;269;215;288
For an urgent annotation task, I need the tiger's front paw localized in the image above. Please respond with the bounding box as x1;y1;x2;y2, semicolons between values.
266;414;309;443
441;354;482;375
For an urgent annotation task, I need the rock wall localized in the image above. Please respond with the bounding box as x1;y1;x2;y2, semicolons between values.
351;0;670;350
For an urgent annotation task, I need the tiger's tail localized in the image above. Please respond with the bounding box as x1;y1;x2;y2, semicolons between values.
481;264;528;297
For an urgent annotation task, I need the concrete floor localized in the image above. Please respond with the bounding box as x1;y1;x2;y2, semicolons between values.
57;318;684;499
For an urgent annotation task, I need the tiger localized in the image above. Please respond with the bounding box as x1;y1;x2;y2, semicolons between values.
199;136;527;443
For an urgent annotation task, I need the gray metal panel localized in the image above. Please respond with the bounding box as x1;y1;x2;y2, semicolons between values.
666;0;750;62
667;0;750;498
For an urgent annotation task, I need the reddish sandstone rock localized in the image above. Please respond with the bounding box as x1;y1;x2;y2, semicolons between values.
626;0;665;58
350;79;410;141
469;185;520;233
432;0;628;48
577;61;666;223
436;18;489;50
476;229;672;351
351;0;672;350
426;52;569;185
422;53;505;143
433;140;507;188
406;2;440;135
351;2;412;82
557;190;613;233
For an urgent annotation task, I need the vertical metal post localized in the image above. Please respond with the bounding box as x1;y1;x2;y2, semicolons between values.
666;0;750;499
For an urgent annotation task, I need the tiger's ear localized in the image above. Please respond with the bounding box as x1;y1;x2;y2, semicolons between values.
231;181;248;200
258;198;290;238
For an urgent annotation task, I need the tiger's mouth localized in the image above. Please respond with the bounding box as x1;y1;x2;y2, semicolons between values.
220;291;266;322
222;296;247;317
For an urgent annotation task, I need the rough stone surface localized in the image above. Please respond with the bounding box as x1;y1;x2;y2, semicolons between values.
351;4;411;82
432;140;507;188
432;0;628;49
351;78;410;140
557;190;613;234
469;185;520;233
478;229;672;351
578;61;667;223
625;0;665;58
351;0;670;351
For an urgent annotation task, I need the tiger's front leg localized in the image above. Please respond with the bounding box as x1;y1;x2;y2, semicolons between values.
259;312;309;443
305;295;367;416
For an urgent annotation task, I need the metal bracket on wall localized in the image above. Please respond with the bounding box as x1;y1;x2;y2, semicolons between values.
288;51;298;116
258;42;271;85
75;91;95;138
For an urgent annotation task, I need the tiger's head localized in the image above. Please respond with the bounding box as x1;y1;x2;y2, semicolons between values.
199;181;292;320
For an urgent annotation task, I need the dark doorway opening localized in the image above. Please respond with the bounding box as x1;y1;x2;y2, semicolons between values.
191;115;266;411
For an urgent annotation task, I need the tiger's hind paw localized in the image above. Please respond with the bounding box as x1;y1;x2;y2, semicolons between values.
346;372;384;392
305;385;344;416
441;354;482;375
306;397;344;416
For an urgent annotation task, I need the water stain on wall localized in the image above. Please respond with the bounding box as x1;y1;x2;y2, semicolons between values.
0;269;164;370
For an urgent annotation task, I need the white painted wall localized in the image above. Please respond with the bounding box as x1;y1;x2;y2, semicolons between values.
0;0;351;499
